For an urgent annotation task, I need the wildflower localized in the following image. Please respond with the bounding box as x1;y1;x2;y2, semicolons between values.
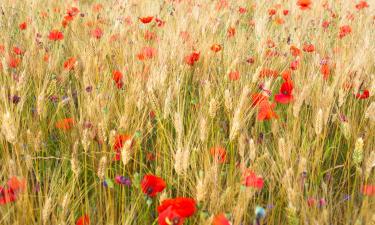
137;46;157;61
210;146;227;163
19;22;27;30
275;80;294;104
211;44;222;53
8;57;21;68
0;176;26;205
302;43;315;52
213;214;231;225
243;170;264;190
321;64;330;80
55;118;74;131
227;27;236;38
48;29;64;41
63;57;76;71
91;28;103;39
361;185;375;196
229;70;240;81
13;46;24;55
356;1;369;10
257;100;278;121
113;134;132;161
157;197;196;225
251;93;268;107
283;9;289;15
297;0;312;10
139;16;154;24
185;51;200;66
76;215;90;225
115;175;131;186
290;45;301;57
112;70;124;89
239;7;247;14
322;20;330;29
141;174;166;197
339;25;352;39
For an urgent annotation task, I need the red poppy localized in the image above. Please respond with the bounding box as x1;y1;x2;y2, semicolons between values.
139;16;154;24
322;20;330;29
356;1;369;10
339;25;352;39
55;118;74;131
361;185;375;196
211;44;222;53
259;68;278;78
257;100;278;121
48;29;64;41
251;93;268;107
227;27;236;38
290;60;299;70
63;57;76;71
13;47;24;55
239;7;247;14
283;9;289;15
158;206;185;225
321;64;330;80
157;198;196;222
290;45;301;57
76;215;90;225
112;70;124;88
243;170;264;190
302;43;315;52
137;46;157;61
144;30;157;40
229;70;240;81
0;176;26;205
185;51;200;66
8;57;21;68
19;22;27;30
297;0;312;10
67;7;80;17
355;90;370;99
113;134;133;161
213;214;231;225
155;18;165;27
91;28;103;39
268;8;277;16
281;69;292;81
141;174;166;197
247;57;255;64
275;80;294;104
210;146;227;163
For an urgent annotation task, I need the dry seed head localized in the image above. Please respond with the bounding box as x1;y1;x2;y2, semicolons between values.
196;176;206;202
341;122;351;140
248;138;256;162
97;156;107;180
25;154;33;171
1;111;17;144
353;137;364;166
174;148;183;175
182;148;190;171
121;140;132;166
278;137;289;163
224;89;232;112
42;197;52;224
8;159;17;177
208;98;218;119
315;108;323;135
163;87;172;118
365;102;375;122
199;116;207;143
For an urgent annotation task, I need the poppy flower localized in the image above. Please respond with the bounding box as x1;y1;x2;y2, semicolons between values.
302;43;315;52
268;8;277;16
213;214;231;225
229;70;240;81
290;60;299;70
247;57;255;64
63;57;76;71
290;46;301;57
55;118;74;131
275;80;294;104
115;175;131;186
339;25;352;39
239;7;247;14
243;170;264;190
322;20;330;29
0;176;26;205
141;174;166;197
8;57;21;68
137;46;157;61
227;27;236;38
91;28;103;39
355;90;370;99
112;70;124;88
257;100;278;121
356;1;369;10
251;93;268;107
259;68;278;78
281;70;292;81
155;18;165;27
19;22;27;30
139;16;154;24
13;47;24;55
48;29;64;41
283;9;289;15
210;146;227;163
76;215;90;225
297;0;312;10
361;185;375;196
321;64;330;80
157;197;196;224
185;51;200;66
113;134;133;161
211;44;222;53
67;7;80;17
144;30;157;40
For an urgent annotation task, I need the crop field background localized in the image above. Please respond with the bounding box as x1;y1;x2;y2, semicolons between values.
0;0;374;224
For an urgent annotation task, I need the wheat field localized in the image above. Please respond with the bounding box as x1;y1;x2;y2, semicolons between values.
0;0;374;224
